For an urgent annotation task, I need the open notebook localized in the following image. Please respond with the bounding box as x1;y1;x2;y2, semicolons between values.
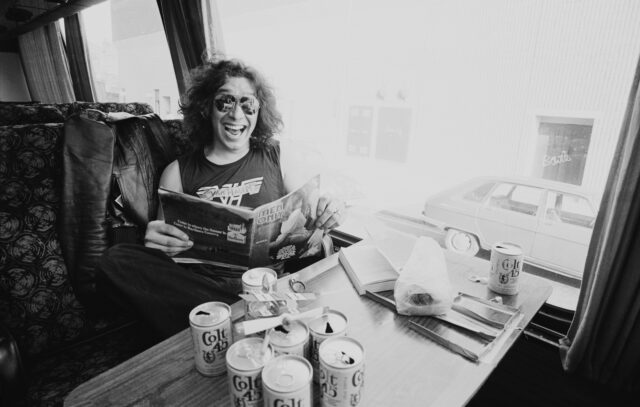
338;244;399;295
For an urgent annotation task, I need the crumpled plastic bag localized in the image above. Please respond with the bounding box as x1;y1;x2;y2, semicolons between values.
393;236;454;316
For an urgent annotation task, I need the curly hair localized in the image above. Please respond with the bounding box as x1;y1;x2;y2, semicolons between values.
179;58;283;150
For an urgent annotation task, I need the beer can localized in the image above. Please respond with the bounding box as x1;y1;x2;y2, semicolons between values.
488;242;523;295
318;336;365;407
262;355;313;407
308;309;348;383
268;320;310;358
188;301;233;376
226;337;273;407
242;267;278;293
242;267;278;319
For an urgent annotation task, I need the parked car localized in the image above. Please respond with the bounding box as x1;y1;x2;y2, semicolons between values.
422;176;600;278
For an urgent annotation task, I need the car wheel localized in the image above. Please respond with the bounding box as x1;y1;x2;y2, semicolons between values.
444;229;480;257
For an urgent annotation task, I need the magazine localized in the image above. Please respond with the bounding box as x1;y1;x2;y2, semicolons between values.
158;175;325;270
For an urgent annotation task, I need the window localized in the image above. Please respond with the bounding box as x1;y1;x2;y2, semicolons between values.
463;182;495;202
488;183;542;216
545;191;596;229
213;0;640;287
533;117;593;186
81;0;180;118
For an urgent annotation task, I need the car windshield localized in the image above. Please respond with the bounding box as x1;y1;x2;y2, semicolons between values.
463;182;495;203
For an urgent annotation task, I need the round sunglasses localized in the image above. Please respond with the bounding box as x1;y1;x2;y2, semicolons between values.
213;94;260;115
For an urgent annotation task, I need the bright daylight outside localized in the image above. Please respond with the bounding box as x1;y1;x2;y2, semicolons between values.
82;0;180;119
82;0;640;309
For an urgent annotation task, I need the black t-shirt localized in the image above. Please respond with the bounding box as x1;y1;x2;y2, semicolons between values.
178;141;286;209
177;141;287;278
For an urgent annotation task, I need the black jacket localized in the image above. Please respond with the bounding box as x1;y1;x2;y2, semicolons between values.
59;111;176;309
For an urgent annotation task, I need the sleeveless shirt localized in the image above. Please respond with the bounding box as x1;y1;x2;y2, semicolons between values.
178;141;286;209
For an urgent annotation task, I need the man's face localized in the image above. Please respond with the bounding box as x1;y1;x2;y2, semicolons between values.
210;76;259;153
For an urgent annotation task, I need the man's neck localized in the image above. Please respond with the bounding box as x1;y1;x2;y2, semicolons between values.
204;143;250;165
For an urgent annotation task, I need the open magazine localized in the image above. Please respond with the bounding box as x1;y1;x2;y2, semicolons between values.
158;175;325;270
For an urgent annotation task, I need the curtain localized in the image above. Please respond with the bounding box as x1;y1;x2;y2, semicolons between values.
201;0;226;59
18;21;75;103
559;55;640;392
64;13;95;102
156;0;207;95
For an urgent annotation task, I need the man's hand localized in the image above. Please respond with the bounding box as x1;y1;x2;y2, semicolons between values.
315;195;345;231
144;220;193;256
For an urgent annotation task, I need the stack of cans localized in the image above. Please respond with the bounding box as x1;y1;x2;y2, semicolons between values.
308;309;348;383
190;300;365;406
260;308;363;407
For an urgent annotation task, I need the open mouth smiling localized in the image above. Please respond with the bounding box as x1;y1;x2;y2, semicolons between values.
223;124;247;136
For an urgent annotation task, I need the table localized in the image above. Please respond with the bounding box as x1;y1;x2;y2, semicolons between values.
64;234;552;407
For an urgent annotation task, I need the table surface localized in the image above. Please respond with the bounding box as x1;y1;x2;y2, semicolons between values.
64;234;552;407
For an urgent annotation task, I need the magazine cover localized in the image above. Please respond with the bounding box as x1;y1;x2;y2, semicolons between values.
158;175;324;269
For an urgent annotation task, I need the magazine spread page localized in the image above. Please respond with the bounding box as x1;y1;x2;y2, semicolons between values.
251;175;324;266
158;175;324;269
158;188;255;270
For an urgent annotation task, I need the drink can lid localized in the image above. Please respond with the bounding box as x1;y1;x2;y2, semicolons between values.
492;242;523;256
226;337;272;371
242;267;277;288
269;320;309;347
319;336;364;368
308;310;347;335
189;302;230;327
262;355;312;392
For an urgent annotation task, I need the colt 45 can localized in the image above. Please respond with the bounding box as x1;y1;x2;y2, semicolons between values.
262;354;313;407
319;336;365;407
488;242;523;295
308;309;348;383
226;337;273;407
268;320;310;358
242;267;277;293
188;301;232;376
242;267;278;319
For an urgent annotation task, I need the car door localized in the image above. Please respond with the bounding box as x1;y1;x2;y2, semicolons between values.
531;190;595;277
475;182;543;254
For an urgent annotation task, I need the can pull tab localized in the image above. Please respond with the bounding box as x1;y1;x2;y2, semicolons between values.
325;321;334;334
262;274;272;293
337;351;355;365
195;311;210;316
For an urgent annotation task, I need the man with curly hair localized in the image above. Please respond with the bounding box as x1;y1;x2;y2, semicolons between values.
96;58;343;340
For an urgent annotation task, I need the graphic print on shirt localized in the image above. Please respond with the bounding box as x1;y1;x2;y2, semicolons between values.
196;177;264;206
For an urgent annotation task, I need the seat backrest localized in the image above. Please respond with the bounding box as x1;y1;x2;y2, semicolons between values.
0;122;92;358
0;101;154;126
0;103;179;359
